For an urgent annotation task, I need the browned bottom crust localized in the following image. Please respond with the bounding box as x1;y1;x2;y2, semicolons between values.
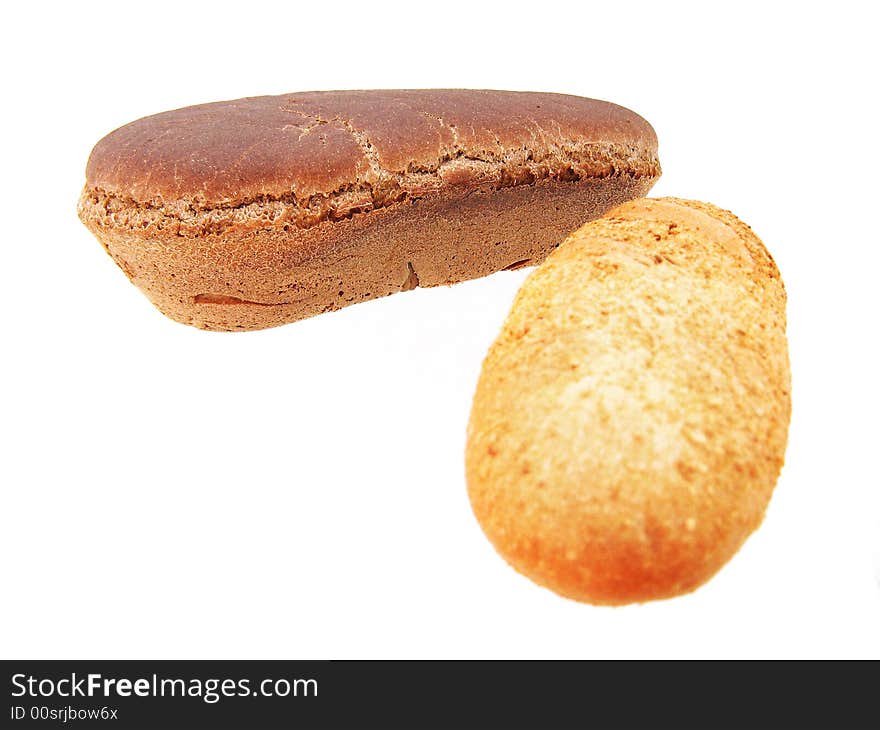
81;176;656;331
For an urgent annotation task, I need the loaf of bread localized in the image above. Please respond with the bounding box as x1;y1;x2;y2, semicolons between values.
466;198;791;604
77;90;660;330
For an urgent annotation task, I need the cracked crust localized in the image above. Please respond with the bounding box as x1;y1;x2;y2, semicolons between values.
78;89;660;330
466;198;791;605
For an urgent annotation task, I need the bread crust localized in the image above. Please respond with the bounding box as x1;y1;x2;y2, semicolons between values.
465;198;791;605
78;90;660;330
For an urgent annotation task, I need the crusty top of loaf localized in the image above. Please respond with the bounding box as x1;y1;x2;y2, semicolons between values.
82;90;660;231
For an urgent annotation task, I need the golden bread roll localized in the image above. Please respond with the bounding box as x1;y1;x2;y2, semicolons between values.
466;198;791;604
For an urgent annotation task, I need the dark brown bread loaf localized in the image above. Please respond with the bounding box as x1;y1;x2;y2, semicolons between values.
78;90;660;330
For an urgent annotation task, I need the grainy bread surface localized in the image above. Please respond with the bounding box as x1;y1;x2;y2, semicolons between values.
77;90;660;330
465;198;791;605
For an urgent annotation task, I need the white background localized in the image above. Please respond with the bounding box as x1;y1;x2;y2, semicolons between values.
2;1;877;659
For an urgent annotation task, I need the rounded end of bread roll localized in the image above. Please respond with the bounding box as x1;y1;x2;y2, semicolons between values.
466;197;790;605
466;479;767;606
